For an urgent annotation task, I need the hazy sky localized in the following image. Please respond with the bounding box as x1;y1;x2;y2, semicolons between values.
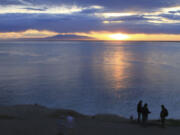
0;0;180;40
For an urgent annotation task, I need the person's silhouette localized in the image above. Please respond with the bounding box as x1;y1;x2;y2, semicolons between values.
160;105;168;128
142;103;151;126
137;100;143;123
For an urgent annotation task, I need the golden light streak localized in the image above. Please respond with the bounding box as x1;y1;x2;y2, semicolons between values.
71;31;180;41
71;31;130;40
1;29;180;41
0;29;58;39
127;34;180;41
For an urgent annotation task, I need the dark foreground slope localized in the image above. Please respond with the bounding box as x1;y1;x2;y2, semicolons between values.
0;105;179;135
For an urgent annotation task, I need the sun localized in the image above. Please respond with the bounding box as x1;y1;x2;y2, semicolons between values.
108;33;129;40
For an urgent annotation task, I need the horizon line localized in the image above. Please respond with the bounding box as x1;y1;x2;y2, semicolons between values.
1;39;180;42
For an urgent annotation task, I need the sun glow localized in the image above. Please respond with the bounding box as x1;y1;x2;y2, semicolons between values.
108;34;129;40
69;31;130;40
74;32;180;41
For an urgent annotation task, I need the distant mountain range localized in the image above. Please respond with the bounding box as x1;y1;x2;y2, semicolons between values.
47;34;93;40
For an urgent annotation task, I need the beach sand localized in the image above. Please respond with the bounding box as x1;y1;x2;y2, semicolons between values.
0;104;179;135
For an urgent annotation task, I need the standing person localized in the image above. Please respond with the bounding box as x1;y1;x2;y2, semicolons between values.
142;103;151;126
160;105;168;128
137;100;143;123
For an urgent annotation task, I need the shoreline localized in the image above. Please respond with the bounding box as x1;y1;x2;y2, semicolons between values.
0;104;180;135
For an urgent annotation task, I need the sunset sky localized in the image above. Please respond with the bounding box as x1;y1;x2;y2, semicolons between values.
0;0;180;41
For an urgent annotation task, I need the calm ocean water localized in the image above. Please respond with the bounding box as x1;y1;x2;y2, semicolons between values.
0;41;180;119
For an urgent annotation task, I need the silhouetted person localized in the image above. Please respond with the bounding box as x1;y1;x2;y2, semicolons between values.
160;105;168;128
142;103;151;126
137;100;143;123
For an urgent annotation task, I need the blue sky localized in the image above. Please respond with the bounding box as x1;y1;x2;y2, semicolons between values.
0;0;180;40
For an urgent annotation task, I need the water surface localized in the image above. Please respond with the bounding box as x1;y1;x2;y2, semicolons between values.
0;41;180;119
